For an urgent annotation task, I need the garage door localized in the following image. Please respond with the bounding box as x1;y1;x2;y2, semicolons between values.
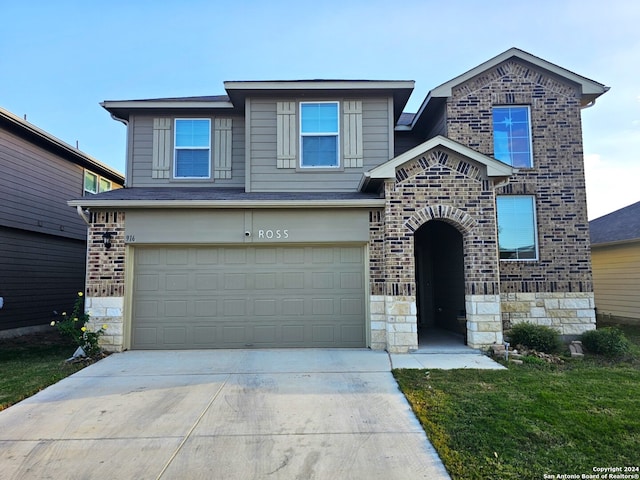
131;245;366;349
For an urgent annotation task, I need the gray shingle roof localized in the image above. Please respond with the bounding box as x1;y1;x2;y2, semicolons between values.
590;201;640;245
75;187;381;202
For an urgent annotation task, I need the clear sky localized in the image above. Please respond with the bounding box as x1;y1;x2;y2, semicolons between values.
2;0;638;220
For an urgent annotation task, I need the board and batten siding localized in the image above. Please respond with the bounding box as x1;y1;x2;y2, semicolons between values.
0;128;88;241
129;115;245;187
249;97;392;192
592;242;640;320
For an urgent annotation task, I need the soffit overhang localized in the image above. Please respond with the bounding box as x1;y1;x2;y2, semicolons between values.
224;80;415;121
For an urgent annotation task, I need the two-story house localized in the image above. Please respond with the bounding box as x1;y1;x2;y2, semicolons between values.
69;48;608;353
0;107;124;336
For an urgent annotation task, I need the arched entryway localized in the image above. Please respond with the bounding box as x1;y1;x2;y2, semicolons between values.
414;220;466;345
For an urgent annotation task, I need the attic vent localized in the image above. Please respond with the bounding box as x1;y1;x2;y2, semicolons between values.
436;151;449;165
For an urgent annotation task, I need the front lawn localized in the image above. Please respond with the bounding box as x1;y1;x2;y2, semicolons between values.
0;332;86;411
394;325;640;480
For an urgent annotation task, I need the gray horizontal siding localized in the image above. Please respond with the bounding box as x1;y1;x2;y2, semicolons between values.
129;115;245;187
0;129;88;240
0;226;86;330
249;97;391;192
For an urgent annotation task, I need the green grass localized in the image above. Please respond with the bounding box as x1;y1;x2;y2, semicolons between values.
0;333;87;411
394;325;640;480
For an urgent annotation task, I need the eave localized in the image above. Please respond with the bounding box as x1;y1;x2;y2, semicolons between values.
67;199;385;209
0;106;124;183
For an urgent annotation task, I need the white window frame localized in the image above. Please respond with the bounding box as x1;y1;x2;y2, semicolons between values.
492;105;533;168
99;177;112;193
496;195;539;261
173;118;211;179
84;171;98;195
299;101;340;169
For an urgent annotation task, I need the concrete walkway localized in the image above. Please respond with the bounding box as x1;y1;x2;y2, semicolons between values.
0;349;501;479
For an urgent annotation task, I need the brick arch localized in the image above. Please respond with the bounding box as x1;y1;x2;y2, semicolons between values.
405;204;477;235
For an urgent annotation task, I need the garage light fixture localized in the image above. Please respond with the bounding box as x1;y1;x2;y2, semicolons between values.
102;231;116;250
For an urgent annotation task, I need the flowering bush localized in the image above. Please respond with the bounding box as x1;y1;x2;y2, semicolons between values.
51;292;106;357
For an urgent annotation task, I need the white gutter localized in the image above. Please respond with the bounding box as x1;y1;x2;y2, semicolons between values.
67;199;385;209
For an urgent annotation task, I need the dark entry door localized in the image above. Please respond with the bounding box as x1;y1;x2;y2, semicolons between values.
414;221;466;339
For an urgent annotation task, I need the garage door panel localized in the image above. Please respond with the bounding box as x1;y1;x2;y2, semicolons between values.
223;299;246;316
195;300;217;317
282;299;304;316
165;300;188;317
132;246;365;349
193;326;217;345
195;273;218;290
136;274;159;291
134;327;158;346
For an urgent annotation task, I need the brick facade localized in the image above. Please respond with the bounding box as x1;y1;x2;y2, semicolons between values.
85;211;126;352
444;59;595;337
369;148;505;351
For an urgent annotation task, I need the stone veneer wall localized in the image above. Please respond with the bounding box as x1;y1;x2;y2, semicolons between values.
446;59;596;333
85;211;126;351
501;292;595;337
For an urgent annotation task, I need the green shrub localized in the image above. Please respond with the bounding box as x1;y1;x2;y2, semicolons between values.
506;322;561;353
51;292;107;358
581;327;631;358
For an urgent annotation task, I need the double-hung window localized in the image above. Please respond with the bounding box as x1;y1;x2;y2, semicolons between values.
496;195;538;260
300;102;339;168
492;106;533;168
174;119;211;178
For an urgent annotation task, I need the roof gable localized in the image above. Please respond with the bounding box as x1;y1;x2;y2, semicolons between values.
590;201;640;245
430;47;608;102
365;135;513;179
409;48;609;132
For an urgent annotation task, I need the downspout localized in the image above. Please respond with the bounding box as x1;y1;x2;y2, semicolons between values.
110;112;128;126
76;206;90;225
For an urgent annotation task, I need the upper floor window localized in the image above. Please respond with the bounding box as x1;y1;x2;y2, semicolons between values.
492;106;532;168
84;171;114;196
496;195;538;261
300;102;339;168
99;178;112;192
174;119;210;178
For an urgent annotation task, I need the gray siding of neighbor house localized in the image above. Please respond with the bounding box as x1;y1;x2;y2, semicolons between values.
248;97;392;192
0;127;91;330
128;114;245;188
0;227;86;330
0;128;88;241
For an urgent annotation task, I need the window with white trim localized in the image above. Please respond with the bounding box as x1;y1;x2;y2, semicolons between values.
492;106;533;168
174;119;211;178
84;171;98;195
300;102;339;168
496;195;538;260
84;171;114;195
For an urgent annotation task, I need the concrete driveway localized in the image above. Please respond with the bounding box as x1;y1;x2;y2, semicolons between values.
0;349;452;479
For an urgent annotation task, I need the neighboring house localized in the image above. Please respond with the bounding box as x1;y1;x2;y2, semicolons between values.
69;47;608;352
0;107;124;336
590;201;640;322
